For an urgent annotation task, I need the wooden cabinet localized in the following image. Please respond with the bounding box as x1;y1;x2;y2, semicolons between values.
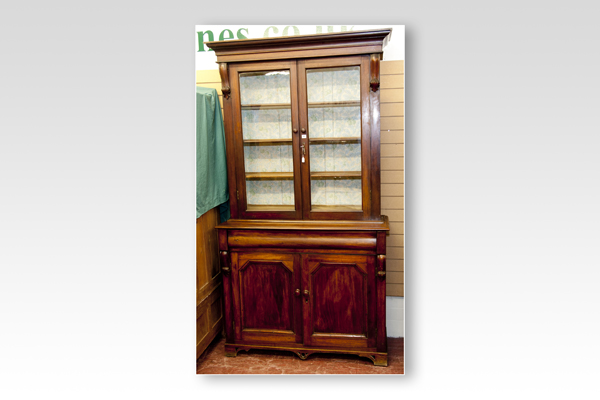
208;29;391;366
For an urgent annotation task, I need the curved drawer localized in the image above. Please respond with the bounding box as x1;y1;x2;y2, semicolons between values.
227;229;377;251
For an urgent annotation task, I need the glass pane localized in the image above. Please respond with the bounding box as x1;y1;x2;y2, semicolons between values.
239;70;294;211
306;66;362;212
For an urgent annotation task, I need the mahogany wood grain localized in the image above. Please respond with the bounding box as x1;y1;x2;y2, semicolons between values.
233;252;300;344
302;254;375;348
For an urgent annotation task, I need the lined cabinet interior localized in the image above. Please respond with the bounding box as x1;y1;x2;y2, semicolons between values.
229;56;373;220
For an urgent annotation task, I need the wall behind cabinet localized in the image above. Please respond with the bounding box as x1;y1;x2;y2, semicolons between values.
196;60;404;297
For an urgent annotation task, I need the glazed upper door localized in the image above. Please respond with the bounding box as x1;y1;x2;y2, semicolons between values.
230;61;303;220
297;56;372;220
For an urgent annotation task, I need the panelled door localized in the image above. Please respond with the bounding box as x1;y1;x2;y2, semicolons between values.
229;56;373;220
301;254;376;348
231;252;302;344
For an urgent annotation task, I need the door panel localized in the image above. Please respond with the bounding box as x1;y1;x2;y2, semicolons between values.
302;254;376;348
233;252;301;344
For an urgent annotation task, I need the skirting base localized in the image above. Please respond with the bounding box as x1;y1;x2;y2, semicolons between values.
224;343;388;367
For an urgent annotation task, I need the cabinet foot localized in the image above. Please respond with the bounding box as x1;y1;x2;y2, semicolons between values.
294;351;313;360
224;345;239;357
359;353;388;367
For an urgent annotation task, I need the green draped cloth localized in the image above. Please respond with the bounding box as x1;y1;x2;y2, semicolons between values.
196;87;229;221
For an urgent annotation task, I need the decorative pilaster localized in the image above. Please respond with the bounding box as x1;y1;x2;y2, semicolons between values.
376;231;387;353
370;54;381;92
218;62;231;99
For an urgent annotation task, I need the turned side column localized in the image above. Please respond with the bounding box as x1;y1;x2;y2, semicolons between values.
218;229;234;342
376;230;387;353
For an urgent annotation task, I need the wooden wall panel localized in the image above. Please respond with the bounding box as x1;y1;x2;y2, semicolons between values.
195;58;405;297
196;207;224;359
386;284;404;297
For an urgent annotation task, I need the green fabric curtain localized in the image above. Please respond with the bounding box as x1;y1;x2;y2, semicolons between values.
196;87;229;221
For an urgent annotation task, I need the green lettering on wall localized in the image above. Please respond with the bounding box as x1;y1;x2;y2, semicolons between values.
197;31;214;52
316;26;335;34
282;26;300;36
237;28;249;39
219;29;234;41
340;26;354;31
264;26;279;37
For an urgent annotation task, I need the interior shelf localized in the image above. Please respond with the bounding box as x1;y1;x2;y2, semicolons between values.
310;204;363;212
309;137;360;144
241;103;291;110
246;204;296;212
311;171;361;180
307;101;360;108
246;172;294;180
243;137;360;146
245;171;361;180
244;138;292;145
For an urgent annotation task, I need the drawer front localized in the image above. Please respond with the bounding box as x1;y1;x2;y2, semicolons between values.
227;229;377;252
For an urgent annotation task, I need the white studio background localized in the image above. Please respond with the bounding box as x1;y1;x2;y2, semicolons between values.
1;1;600;400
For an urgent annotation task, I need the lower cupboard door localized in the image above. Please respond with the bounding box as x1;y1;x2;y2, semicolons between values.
302;254;376;349
232;252;302;344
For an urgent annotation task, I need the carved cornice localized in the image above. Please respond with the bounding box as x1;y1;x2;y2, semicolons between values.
206;28;392;63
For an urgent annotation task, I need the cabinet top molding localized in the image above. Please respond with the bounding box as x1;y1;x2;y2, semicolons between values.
215;216;390;232
205;28;392;63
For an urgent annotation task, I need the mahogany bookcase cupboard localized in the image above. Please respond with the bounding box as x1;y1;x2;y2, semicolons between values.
207;29;392;366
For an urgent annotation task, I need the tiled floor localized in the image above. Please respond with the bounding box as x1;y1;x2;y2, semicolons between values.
196;336;404;374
